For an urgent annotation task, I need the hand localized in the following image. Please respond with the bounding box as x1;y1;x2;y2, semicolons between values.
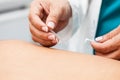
29;0;72;47
91;25;120;60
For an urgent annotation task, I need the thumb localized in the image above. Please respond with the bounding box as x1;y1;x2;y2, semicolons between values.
46;6;62;29
95;25;120;43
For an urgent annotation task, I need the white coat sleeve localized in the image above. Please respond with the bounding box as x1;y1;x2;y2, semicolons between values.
57;0;89;42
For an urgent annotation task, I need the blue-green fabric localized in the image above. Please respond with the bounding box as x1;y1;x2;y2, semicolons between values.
96;0;120;37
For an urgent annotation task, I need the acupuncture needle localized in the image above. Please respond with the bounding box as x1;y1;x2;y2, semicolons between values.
85;38;94;43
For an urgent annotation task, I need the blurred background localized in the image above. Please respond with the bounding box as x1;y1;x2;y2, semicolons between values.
0;0;33;42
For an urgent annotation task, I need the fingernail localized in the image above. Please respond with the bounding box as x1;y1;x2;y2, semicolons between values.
47;22;55;29
42;27;48;32
48;35;55;40
95;36;103;42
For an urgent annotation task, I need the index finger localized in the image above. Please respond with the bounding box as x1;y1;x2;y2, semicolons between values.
96;25;120;43
29;1;48;32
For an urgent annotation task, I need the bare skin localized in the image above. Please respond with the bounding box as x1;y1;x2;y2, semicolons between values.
29;0;72;47
29;0;120;60
91;26;120;60
0;40;120;80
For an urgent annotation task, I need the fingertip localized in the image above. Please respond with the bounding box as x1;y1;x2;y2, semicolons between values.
42;26;48;32
95;36;103;42
52;38;59;44
47;22;55;29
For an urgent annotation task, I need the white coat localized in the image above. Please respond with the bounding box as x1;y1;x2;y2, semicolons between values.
53;0;102;55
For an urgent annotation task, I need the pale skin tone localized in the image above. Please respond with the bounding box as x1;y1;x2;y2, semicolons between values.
0;40;120;80
29;0;72;47
91;26;120;60
29;0;120;60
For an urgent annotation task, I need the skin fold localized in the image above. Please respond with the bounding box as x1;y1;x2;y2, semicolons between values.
0;40;120;80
